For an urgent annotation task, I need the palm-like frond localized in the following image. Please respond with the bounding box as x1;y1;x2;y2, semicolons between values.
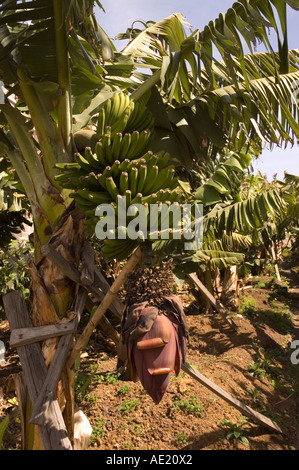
119;2;299;163
0;0;113;83
204;187;286;237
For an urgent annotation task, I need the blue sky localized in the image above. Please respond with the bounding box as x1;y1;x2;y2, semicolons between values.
95;1;299;181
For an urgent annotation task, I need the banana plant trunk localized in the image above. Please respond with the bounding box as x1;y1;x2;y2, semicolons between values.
0;3;88;448
28;205;85;448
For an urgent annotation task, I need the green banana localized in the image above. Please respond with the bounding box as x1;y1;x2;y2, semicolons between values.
97;173;106;190
102;98;112;127
55;171;82;184
119;133;131;160
136;164;147;193
119;171;129;194
55;162;81;170
130;193;143;205
74;152;92;172
77;189;113;205
119;158;131;173
110;99;134;137
101;131;113;164
141;193;158;205
102;165;112;179
129;167;138;197
142;151;158;169
125;102;153;133
95;142;110;167
123;102;141;132
126;130;142;159
111;132;123;159
84;147;103;170
106;176;119;200
142;165;159;194
135;129;151;155
110;160;121;178
85;172;101;188
96;107;106;137
125;189;132;206
146;167;170;193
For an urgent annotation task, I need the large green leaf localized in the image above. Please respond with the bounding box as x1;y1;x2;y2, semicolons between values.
118;4;299;161
193;151;251;205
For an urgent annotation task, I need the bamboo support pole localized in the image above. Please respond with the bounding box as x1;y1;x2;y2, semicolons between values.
67;246;143;369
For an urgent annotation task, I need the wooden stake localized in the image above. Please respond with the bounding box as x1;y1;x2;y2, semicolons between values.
67;246;143;369
181;362;284;435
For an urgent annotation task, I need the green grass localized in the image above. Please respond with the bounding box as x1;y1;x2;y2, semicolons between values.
117;398;140;414
239;296;257;316
117;385;131;396
173;396;203;417
174;432;189;445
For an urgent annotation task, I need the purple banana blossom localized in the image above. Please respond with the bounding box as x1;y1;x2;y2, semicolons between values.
122;296;189;404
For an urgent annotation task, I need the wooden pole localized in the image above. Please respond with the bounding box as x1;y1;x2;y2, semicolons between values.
181;362;284;435
67;246;143;369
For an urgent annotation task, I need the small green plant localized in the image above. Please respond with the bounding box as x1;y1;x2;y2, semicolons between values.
117;398;140;414
85;393;98;403
174;431;189;445
173;396;203;417
248;342;280;380
90;417;106;443
220;416;250;446
97;371;120;384
117;385;131;396
240;296;257;316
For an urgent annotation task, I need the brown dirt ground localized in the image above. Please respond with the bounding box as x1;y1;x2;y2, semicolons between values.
1;270;299;451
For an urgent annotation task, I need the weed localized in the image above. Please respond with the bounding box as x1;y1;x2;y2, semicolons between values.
175;432;189;445
173;396;203;417
245;387;266;408
117;398;140;414
220;416;250;446
90;417;106;443
240;296;257;316
117;385;131;396
85;394;98;403
248;342;281;380
96;371;121;384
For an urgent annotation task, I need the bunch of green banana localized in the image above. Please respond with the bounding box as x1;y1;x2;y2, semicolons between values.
96;92;155;139
55;91;185;261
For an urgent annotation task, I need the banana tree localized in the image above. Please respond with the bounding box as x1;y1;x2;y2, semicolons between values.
0;0;133;449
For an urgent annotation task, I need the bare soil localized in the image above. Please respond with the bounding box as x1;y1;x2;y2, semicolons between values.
1;267;299;451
